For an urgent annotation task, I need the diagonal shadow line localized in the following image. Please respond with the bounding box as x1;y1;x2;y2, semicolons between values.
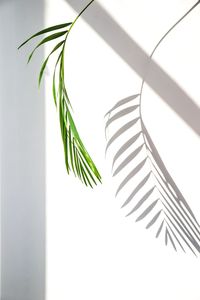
66;0;200;136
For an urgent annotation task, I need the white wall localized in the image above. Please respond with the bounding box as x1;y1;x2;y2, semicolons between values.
45;1;200;300
1;0;200;299
0;1;46;299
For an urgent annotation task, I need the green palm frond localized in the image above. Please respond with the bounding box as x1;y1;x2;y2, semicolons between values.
18;0;101;187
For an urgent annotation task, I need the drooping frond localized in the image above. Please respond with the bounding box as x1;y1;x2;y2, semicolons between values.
105;94;200;256
18;0;101;187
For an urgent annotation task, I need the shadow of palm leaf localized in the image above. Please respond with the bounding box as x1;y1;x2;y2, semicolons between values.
105;94;200;256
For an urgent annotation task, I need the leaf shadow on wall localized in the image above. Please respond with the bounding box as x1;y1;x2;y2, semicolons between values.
105;94;200;256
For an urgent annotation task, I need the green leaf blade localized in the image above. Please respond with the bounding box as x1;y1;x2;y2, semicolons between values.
52;51;62;107
59;98;70;174
18;22;72;49
38;40;65;87
28;31;67;63
68;126;76;175
67;109;101;182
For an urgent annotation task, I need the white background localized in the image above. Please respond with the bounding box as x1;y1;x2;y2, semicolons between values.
45;1;200;300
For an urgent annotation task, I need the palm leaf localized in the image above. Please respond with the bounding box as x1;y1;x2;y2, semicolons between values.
19;9;101;187
28;31;67;63
38;40;64;86
18;22;72;49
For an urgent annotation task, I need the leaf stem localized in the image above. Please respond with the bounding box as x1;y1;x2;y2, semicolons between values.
64;0;95;48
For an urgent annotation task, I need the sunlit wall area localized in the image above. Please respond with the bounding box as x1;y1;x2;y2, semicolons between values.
45;1;200;300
